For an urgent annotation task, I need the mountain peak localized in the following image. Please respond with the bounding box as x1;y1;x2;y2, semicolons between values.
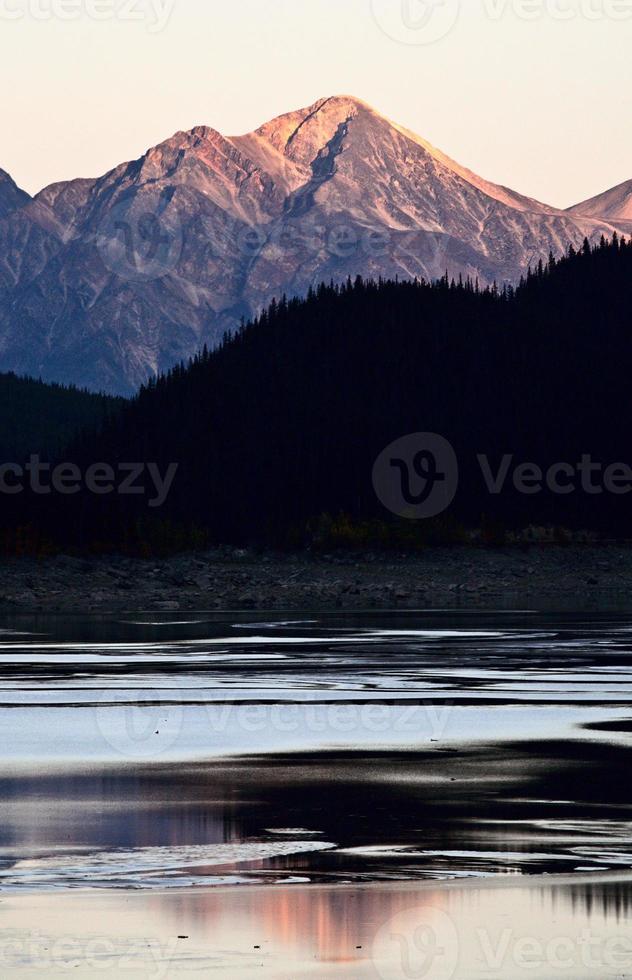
314;94;377;113
1;98;629;395
0;169;31;219
145;124;226;159
569;177;632;222
126;123;243;187
246;94;381;174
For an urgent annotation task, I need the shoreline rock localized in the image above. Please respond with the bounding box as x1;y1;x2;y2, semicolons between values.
0;545;629;614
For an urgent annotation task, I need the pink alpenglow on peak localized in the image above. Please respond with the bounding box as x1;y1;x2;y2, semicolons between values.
567;178;632;224
0;96;629;394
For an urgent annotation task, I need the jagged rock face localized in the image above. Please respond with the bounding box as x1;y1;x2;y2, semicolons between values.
0;96;628;394
0;170;31;220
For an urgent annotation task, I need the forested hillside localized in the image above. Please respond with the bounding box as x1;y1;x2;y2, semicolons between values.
0;373;122;459
3;236;632;553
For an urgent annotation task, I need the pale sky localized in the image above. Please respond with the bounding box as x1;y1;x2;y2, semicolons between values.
2;0;631;208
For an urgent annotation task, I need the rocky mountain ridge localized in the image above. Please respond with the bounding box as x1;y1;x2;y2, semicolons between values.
0;95;627;394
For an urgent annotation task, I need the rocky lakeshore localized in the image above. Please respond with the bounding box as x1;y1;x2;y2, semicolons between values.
0;545;629;613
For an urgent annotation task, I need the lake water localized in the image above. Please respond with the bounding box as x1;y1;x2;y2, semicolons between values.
1;609;631;976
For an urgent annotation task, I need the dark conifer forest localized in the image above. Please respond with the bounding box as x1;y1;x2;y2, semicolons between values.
0;373;122;459
2;236;632;553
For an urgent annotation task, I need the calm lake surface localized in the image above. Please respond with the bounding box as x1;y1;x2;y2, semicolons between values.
0;609;631;976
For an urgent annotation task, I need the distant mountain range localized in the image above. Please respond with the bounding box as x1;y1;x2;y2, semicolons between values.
0;96;630;395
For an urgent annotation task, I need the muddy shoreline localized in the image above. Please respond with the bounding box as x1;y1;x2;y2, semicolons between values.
2;872;631;979
0;544;629;613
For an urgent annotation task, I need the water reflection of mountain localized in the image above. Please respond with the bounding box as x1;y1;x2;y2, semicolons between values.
144;873;632;978
2;741;632;886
